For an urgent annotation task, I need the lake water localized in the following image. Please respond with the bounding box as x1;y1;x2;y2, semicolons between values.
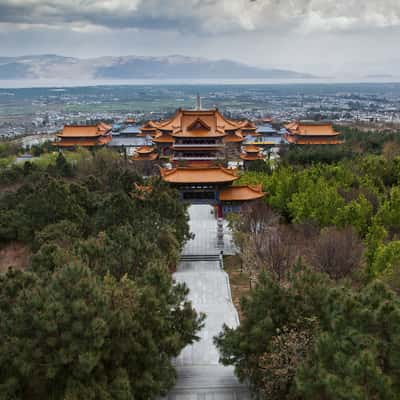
0;77;399;89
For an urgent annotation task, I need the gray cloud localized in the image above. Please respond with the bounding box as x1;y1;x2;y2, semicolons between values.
1;0;400;34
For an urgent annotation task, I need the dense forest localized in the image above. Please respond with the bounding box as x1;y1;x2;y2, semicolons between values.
0;147;204;399
216;132;400;399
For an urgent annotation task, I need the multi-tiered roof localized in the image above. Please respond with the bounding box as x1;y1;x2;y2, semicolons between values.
240;145;264;161
159;166;239;184
140;108;257;164
132;146;158;161
55;123;112;148
284;121;343;145
159;166;265;202
144;108;248;142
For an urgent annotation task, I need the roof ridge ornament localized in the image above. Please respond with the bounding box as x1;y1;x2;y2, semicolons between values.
196;93;202;110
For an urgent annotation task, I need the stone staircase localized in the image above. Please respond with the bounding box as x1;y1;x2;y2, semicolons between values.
162;205;250;400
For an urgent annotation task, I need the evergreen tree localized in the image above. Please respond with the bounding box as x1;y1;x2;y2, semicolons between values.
0;265;203;400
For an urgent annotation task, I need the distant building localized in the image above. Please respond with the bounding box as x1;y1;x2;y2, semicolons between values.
132;146;158;161
125;118;136;125
240;145;264;169
108;124;150;155
284;121;343;145
54;123;112;148
243;122;286;155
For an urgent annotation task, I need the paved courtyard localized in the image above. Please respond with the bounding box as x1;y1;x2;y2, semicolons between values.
181;206;237;256
163;205;250;399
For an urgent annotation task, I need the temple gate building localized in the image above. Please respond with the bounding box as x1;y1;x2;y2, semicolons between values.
159;166;265;216
284;121;343;145
54;123;112;149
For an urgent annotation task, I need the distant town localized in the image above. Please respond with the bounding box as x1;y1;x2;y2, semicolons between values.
1;83;400;143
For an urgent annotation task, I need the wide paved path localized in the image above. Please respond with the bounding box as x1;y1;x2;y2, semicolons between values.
163;205;250;399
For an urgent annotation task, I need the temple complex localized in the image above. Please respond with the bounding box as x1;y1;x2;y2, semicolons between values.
284;121;343;145
52;106;345;214
54;123;112;148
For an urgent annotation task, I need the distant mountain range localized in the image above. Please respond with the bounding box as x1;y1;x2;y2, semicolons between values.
0;54;316;80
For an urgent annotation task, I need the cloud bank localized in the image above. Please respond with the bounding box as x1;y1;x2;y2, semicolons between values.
1;0;400;34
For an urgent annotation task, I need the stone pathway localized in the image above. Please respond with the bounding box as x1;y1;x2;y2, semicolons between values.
163;205;250;399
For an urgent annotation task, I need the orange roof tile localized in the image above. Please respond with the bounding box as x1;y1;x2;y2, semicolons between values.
57;123;111;138
239;121;257;130
153;133;175;143
54;137;111;147
220;185;265;201
98;122;112;132
224;132;244;143
285;121;340;136
160;166;238;184
243;145;262;153
136;146;155;154
146;108;252;139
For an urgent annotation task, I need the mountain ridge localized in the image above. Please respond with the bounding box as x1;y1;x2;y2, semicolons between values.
0;54;317;80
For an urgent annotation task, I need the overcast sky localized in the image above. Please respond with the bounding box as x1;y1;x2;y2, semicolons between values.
1;0;400;77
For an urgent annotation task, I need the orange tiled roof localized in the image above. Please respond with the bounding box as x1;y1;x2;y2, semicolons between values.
57;123;111;138
285;121;340;136
153;133;175;143
136;146;155;154
160;166;238;184
98;122;112;131
133;146;158;160
239;121;257;130
144;108;251;139
54;135;111;147
183;160;214;168
141;121;158;130
224;132;244;143
220;184;265;201
243;145;262;153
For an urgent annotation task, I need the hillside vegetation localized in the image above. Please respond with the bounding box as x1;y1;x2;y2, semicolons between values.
0;148;203;400
217;137;400;399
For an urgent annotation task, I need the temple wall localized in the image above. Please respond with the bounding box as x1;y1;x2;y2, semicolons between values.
224;142;241;159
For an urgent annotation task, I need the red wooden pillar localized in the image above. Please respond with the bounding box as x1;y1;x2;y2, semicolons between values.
217;204;223;218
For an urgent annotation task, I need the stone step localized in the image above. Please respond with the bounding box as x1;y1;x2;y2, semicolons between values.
180;254;221;262
162;366;251;400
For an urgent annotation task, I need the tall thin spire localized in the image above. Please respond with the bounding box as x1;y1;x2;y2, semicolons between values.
196;93;202;110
